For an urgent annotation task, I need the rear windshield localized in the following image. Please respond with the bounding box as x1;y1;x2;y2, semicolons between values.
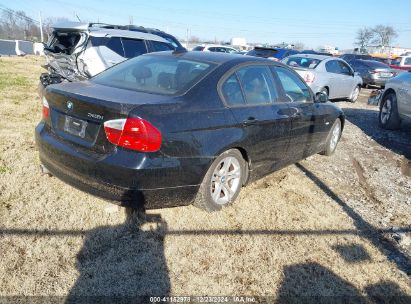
362;60;390;69
247;48;278;58
92;54;216;95
283;56;322;69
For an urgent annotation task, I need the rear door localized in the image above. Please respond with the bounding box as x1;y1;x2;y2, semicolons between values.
220;64;293;174
324;60;345;98
273;66;331;160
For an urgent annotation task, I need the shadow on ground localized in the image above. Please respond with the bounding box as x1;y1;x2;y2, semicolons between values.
343;107;411;158
276;262;411;304
66;210;170;302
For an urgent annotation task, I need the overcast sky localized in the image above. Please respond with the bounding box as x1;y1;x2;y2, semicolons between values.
2;0;411;49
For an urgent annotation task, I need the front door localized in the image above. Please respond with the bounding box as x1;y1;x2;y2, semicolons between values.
220;65;292;176
274;66;329;161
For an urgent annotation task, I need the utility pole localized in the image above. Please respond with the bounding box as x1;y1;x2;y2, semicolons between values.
39;11;44;43
129;16;133;25
186;28;189;46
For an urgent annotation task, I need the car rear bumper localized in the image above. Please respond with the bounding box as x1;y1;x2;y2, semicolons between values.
35;122;209;209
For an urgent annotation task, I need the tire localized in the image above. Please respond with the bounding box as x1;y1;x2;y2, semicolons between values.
379;92;401;130
193;149;246;212
321;119;342;156
349;85;360;103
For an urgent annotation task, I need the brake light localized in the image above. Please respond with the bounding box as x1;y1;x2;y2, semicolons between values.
42;96;49;119
104;118;162;152
304;72;315;85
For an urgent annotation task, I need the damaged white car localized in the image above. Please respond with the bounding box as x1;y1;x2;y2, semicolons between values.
40;22;181;86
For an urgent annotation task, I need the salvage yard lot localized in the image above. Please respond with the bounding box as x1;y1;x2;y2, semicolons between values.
0;56;410;298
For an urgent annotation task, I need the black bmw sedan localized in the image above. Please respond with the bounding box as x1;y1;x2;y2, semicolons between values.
36;50;344;212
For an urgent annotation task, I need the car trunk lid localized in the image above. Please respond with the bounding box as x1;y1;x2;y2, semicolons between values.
44;81;173;153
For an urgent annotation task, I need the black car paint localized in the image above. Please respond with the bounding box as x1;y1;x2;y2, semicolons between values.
36;51;344;209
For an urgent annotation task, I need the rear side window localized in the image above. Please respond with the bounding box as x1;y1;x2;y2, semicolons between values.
405;58;411;65
275;67;312;103
122;38;147;58
151;41;174;52
106;37;124;56
222;74;245;106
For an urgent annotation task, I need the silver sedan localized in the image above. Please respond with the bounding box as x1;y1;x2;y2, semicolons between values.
379;71;411;129
282;54;363;102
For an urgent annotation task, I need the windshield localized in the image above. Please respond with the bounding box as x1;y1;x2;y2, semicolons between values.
283;56;322;69
92;54;216;95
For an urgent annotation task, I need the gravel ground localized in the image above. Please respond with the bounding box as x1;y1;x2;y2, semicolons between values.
0;56;410;300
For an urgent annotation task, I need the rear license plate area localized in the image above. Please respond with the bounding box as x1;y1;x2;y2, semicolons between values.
380;72;392;78
64;115;88;138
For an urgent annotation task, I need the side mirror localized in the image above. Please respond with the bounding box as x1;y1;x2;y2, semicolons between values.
316;92;328;103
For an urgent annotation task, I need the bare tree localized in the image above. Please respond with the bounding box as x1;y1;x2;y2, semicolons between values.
189;35;200;43
372;25;397;47
292;41;305;51
355;27;373;50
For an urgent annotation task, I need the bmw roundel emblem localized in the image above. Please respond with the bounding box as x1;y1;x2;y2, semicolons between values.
66;100;73;111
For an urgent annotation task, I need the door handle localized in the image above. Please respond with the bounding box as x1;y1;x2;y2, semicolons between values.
242;117;259;125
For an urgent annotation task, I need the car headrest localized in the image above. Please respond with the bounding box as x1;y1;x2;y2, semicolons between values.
132;66;152;80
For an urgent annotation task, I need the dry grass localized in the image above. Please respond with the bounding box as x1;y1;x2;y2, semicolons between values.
0;56;410;298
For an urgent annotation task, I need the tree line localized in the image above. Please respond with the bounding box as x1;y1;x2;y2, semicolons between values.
355;25;398;51
0;8;63;42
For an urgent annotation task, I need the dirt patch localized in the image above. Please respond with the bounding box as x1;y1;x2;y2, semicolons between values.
0;57;410;298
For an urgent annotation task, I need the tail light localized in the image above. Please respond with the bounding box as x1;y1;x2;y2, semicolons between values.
304;72;315;85
370;70;378;74
104;117;162;152
42;96;49;119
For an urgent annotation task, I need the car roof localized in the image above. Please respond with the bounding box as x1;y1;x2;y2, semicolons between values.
287;53;332;60
88;28;168;42
51;21;168;43
150;50;272;64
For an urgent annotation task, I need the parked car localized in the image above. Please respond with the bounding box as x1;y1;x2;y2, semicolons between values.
389;56;411;71
36;51;344;212
246;47;299;61
40;22;179;86
348;59;397;88
192;44;238;53
340;53;374;62
282;54;362;102
378;71;411;129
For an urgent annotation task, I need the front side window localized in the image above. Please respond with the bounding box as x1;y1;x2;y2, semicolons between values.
92;55;216;95
275;67;312;103
404;57;411;65
237;65;278;105
337;61;353;75
122;38;147;58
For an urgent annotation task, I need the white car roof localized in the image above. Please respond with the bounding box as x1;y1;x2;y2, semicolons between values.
88;28;168;43
288;54;334;61
51;22;89;31
51;22;168;43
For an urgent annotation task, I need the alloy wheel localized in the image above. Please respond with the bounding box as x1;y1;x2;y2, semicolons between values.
210;156;241;205
381;99;392;124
